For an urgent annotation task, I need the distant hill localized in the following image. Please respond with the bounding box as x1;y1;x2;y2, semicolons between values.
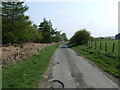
104;36;115;39
97;36;115;39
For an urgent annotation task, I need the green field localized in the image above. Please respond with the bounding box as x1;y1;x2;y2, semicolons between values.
68;40;120;78
88;40;119;57
2;43;62;88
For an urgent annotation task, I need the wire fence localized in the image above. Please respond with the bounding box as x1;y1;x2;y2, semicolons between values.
87;40;118;53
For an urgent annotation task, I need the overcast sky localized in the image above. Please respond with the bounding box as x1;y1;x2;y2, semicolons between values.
24;0;119;39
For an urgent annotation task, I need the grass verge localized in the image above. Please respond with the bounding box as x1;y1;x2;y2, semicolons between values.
2;43;62;88
68;44;120;78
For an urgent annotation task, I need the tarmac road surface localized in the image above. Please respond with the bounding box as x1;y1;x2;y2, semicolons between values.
50;43;118;88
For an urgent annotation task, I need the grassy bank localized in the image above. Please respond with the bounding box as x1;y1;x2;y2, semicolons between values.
68;43;119;78
2;43;62;88
88;40;119;57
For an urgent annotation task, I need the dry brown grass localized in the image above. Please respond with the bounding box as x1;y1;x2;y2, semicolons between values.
2;43;57;65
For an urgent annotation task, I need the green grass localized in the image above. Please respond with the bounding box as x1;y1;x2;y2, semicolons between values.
68;41;120;78
88;40;119;57
2;43;62;88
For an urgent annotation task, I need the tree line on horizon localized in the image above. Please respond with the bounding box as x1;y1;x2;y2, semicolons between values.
69;29;119;46
2;1;67;44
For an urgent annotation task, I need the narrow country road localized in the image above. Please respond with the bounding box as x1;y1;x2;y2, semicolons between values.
48;43;118;88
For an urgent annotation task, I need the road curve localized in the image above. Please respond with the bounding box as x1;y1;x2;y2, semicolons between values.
51;43;118;88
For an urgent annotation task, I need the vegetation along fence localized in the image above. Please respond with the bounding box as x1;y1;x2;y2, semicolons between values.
87;40;119;55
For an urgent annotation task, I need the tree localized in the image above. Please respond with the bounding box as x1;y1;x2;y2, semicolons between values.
38;18;53;43
30;24;43;43
60;33;68;41
70;29;90;45
39;18;68;43
115;33;120;39
52;31;61;42
2;1;32;44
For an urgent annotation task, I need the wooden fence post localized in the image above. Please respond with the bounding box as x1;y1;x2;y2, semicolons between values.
100;42;102;50
112;43;115;53
95;42;96;49
91;40;92;48
105;42;107;51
